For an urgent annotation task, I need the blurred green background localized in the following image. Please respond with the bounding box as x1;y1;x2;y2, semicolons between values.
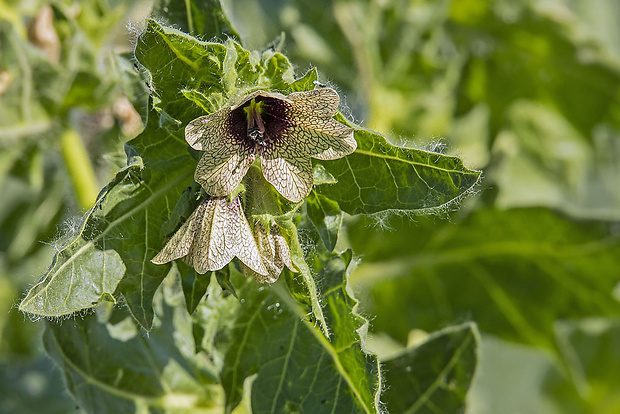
1;0;619;413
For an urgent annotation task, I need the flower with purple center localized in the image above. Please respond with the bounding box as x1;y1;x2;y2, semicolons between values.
185;88;357;202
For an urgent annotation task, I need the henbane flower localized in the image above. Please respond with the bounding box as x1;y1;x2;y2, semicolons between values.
241;222;297;284
151;196;268;278
185;88;357;202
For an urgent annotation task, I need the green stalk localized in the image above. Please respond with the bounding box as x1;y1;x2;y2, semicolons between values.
60;128;99;210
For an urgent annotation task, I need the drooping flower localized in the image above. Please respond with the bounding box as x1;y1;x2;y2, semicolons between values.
151;196;268;277
242;222;297;283
185;88;357;202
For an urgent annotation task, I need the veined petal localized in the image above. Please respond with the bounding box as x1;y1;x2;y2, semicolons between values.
278;118;356;160
226;197;269;276
257;223;296;274
242;223;296;284
151;197;231;273
187;87;356;203
272;229;295;273
194;145;256;197
185;107;233;151
188;198;233;274
288;88;340;119
260;155;314;203
151;202;203;265
152;197;268;276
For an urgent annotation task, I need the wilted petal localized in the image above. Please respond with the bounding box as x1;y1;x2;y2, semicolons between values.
151;197;268;277
242;223;296;284
194;145;256;197
260;155;313;203
225;197;268;276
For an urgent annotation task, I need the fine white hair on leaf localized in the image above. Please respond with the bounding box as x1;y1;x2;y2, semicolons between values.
125;18;145;49
360;172;483;230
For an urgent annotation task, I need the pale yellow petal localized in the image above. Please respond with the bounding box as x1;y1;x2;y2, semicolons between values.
151;207;198;265
288;88;340;119
185;107;233;151
187;198;234;274
226;197;268;276
259;155;313;203
254;223;283;277
278;118;356;160
239;262;278;284
194;146;256;197
272;228;296;273
254;223;297;277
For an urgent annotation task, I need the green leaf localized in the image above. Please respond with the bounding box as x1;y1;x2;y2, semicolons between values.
493;101;620;221
19;247;125;317
316;116;481;215
382;323;479;414
467;334;565;414
134;19;302;124
43;253;381;413
204;253;381;413
19;17;327;329
20;108;195;329
305;191;342;252
0;355;86;414
348;208;620;349
178;261;210;314
43;277;223;414
547;318;620;413
469;320;620;413
214;265;238;299
151;0;240;39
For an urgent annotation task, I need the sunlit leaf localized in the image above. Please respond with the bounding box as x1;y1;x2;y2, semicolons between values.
44;278;223;414
20;108;195;329
152;0;239;39
316;116;481;215
201;253;381;413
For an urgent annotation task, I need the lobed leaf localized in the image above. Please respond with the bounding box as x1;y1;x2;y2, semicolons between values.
315;116;481;215
202;253;381;413
178;261;211;314
20;109;195;329
42;254;382;413
151;0;239;39
20;18;330;328
305;191;343;252
43;277;223;414
134;19;303;124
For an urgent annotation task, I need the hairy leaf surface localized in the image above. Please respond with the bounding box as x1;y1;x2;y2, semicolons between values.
315;116;481;215
199;254;381;413
20;110;194;329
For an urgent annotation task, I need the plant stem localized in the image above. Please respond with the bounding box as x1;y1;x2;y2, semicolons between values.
60;128;99;210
